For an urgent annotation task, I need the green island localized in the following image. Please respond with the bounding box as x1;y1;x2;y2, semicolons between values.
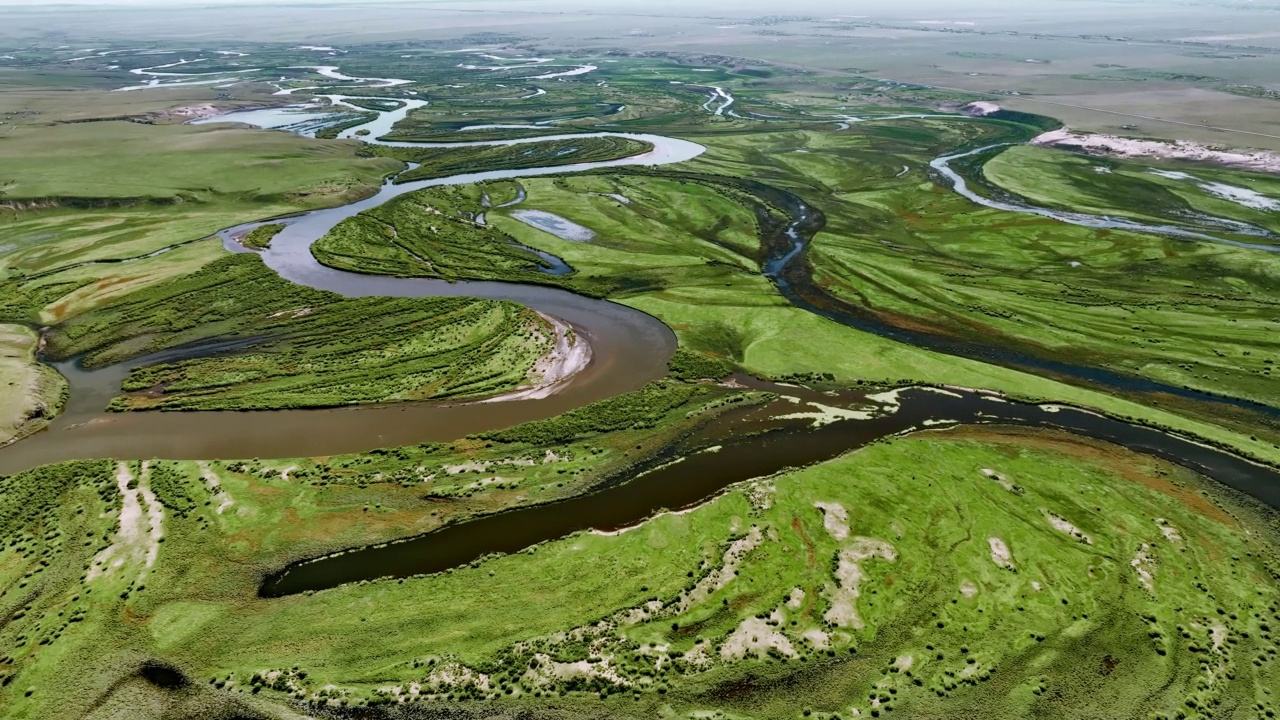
239;224;286;251
1;5;1280;720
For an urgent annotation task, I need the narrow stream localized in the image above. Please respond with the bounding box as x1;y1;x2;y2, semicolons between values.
758;188;1280;421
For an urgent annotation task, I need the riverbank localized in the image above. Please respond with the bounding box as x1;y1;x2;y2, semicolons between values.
481;312;591;403
0;324;66;447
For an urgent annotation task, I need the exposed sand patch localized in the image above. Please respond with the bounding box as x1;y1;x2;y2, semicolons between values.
1156;518;1182;543
787;587;806;609
480;313;591;403
989;537;1015;570
802;628;831;650
721;617;796;659
824;537;897;629
865;389;904;410
776;401;875;426
525;653;630;688
893;654;914;672
747;481;776;511
963;101;1001;116
1131;544;1156;593
670;527;764;616
421;663;490;693
1210;624;1227;652
960;580;979;598
1033;129;1280;174
196;461;235;514
1045;510;1092;544
981;467;1020;493
88;462;164;581
814;501;850;540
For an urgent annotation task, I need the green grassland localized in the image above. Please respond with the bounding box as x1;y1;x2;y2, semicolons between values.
0;121;399;203
45;254;556;410
983;145;1280;236
312;183;577;286
2;427;1275;720
310;151;1280;466
0;324;65;446
0;97;403;331
639;118;1280;424
0;381;750;719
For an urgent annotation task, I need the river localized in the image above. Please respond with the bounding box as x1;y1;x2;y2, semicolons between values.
3;73;1278;594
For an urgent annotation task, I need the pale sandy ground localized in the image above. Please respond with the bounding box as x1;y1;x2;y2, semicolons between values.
1045;510;1093;545
1032;129;1280;173
0;324;64;447
197;461;235;514
814;501;850;540
479;312;591;403
1132;544;1156;593
824;537;897;629
989;536;1015;570
88;462;164;582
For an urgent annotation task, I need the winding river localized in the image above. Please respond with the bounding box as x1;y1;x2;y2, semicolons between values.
4;71;1280;595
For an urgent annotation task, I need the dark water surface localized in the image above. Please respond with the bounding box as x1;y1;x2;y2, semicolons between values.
261;384;1280;596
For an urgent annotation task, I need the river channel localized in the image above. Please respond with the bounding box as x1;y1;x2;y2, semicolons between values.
4;75;1278;595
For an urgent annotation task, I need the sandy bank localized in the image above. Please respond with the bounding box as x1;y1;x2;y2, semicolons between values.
1032;129;1280;174
480;312;592;403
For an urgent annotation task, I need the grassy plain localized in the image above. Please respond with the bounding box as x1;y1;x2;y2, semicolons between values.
2;427;1275;720
479;169;1280;466
43;254;556;410
983;145;1280;235
0;324;65;446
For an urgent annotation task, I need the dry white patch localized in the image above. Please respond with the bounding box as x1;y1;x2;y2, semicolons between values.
989;537;1015;570
525;653;630;688
197;461;235;514
964;101;1001;116
776;401;874;426
814;502;850;540
279;464;299;481
1210;624;1228;652
893;655;914;672
982;468;1019;493
266;306;312;320
747;481;776;511
960;580;979;598
1032;129;1280;174
1031;581;1043;592
787;587;806;609
1156;518;1182;542
88;462;164;581
480;313;591;403
444;457;537;474
803;628;831;649
422;663;490;693
721;617;796;659
1045;511;1092;544
824;538;897;629
1131;544;1156;593
865;389;903;410
670;528;764;616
